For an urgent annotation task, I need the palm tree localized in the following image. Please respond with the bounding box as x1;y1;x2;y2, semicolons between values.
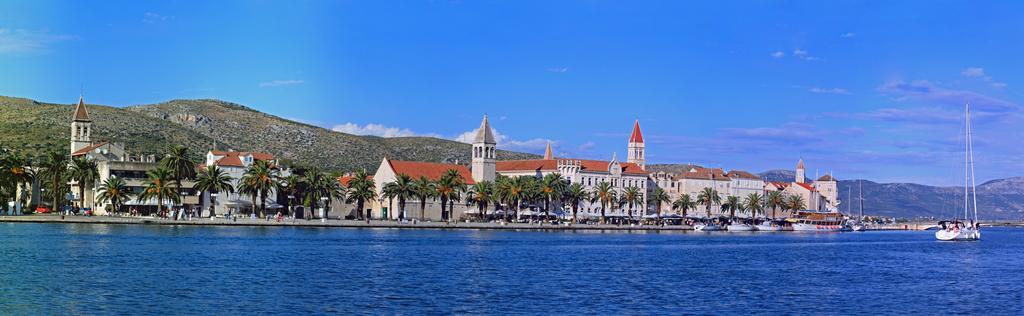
723;195;741;218
381;174;414;220
39;152;69;212
744;193;764;219
240;159;279;218
277;174;301;217
766;191;786;219
622;186;643;220
539;173;568;218
194;165;235;218
69;156;99;211
672;194;695;218
160;146;196;207
436;169;466;223
467;180;494;220
96;176;132;214
138;167;179;217
591;182;615;224
302;168;344;220
562;183;589;224
786;195;806;214
3;152;33;213
696;187;721;218
650;187;671;223
411;176;436;220
345;169;376;223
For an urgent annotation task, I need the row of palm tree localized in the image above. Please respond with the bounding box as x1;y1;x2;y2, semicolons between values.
666;188;807;220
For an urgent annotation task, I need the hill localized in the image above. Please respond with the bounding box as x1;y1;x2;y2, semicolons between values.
0;96;538;171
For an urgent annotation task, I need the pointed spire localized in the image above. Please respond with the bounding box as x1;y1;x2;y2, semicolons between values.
629;119;644;143
543;141;553;160
73;95;91;122
796;158;805;170
474;115;496;144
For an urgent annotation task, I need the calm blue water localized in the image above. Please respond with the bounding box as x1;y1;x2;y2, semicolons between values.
1;224;1022;315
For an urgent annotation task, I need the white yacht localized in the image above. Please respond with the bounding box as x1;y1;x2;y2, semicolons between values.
936;104;981;241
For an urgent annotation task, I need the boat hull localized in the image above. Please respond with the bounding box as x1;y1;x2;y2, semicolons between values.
727;224;755;231
935;228;980;241
694;224;722;231
791;223;844;232
755;224;784;231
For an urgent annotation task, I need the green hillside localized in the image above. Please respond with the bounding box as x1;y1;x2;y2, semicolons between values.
0;96;537;171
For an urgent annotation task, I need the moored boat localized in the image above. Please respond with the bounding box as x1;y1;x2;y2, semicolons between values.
935;104;981;242
788;210;846;232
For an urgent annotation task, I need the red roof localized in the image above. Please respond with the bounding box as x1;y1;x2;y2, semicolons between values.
726;170;761;180
73;96;91;122
71;142;108;156
677;167;729;180
387;160;475;184
629;120;644;143
767;181;791;190
496;159;647;175
338;175;374;187
795;182;817;192
215;155;244;167
209;151;275;167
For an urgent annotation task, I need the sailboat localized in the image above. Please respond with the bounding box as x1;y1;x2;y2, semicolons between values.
935;104;981;241
850;180;866;231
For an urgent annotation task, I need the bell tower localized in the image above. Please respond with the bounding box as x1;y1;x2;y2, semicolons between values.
471;115;496;183
70;96;93;154
627;120;645;170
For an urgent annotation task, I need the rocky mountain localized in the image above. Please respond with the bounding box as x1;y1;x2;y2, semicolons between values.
648;165;1023;220
0;96;538;171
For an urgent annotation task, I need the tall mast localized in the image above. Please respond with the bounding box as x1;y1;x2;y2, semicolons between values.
967;103;979;223
964;103;970;222
858;180;864;219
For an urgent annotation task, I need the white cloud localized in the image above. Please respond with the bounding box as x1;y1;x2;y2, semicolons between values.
258;79;304;87
332;123;437;138
792;49;820;61
454;126;554;154
143;12;173;24
546;67;569;73
771;51;785;58
0;28;74;54
961;67;1007;88
809;87;851;95
841;32;856;38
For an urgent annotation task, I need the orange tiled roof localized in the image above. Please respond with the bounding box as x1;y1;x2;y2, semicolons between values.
71;142;108;156
495;159;647;175
795;182;817;192
338;175;374;187
387;160;475;184
767;181;791;190
210;151;275;167
677;167;729;180
817;174;837;181
726;170;761;180
214;155;244;167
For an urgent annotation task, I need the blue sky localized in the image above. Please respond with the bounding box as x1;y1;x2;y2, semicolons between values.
2;1;1023;185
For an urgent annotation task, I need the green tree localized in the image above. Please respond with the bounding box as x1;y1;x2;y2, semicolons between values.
744;193;764;219
96;176;132;214
766;191;786;218
345;169;376;223
381;174;414;220
696;187;721;218
69;156;99;211
539;173;568;218
467;180;494;220
562;183;589;224
39;152;69;212
138;167;179;217
159;146;196;207
591;182;616;224
622;186;643;220
194;165;235;218
786;194;806;213
672;194;695;218
302;168;345;219
722;195;742;218
436;169;467;223
240;159;279;218
277;174;301;217
411;176;436;221
650;187;671;222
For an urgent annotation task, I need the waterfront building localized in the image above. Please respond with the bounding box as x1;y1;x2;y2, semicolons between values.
199;150;280;217
68;97;197;214
365;158;475;220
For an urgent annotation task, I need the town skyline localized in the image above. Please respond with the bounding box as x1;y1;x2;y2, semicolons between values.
3;1;1023;185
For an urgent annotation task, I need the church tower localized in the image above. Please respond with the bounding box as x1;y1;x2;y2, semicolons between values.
627;120;645;170
70;96;93;154
471;115;497;183
543;142;553;160
795;158;806;183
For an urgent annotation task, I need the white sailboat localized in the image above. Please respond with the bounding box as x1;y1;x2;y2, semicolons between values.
850;180;866;232
936;104;981;241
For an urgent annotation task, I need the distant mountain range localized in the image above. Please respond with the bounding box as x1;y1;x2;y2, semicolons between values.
0;96;538;172
3;96;1021;220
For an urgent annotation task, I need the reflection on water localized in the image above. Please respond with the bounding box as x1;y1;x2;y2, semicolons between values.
1;224;1022;314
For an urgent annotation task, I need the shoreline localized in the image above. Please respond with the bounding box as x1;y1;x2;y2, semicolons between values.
0;214;963;231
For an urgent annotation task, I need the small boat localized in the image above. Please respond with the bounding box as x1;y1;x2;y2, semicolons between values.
848;180;867;232
850;224;866;232
935;104;981;242
755;219;786;231
693;223;722;231
727;223;755;231
789;211;846;232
